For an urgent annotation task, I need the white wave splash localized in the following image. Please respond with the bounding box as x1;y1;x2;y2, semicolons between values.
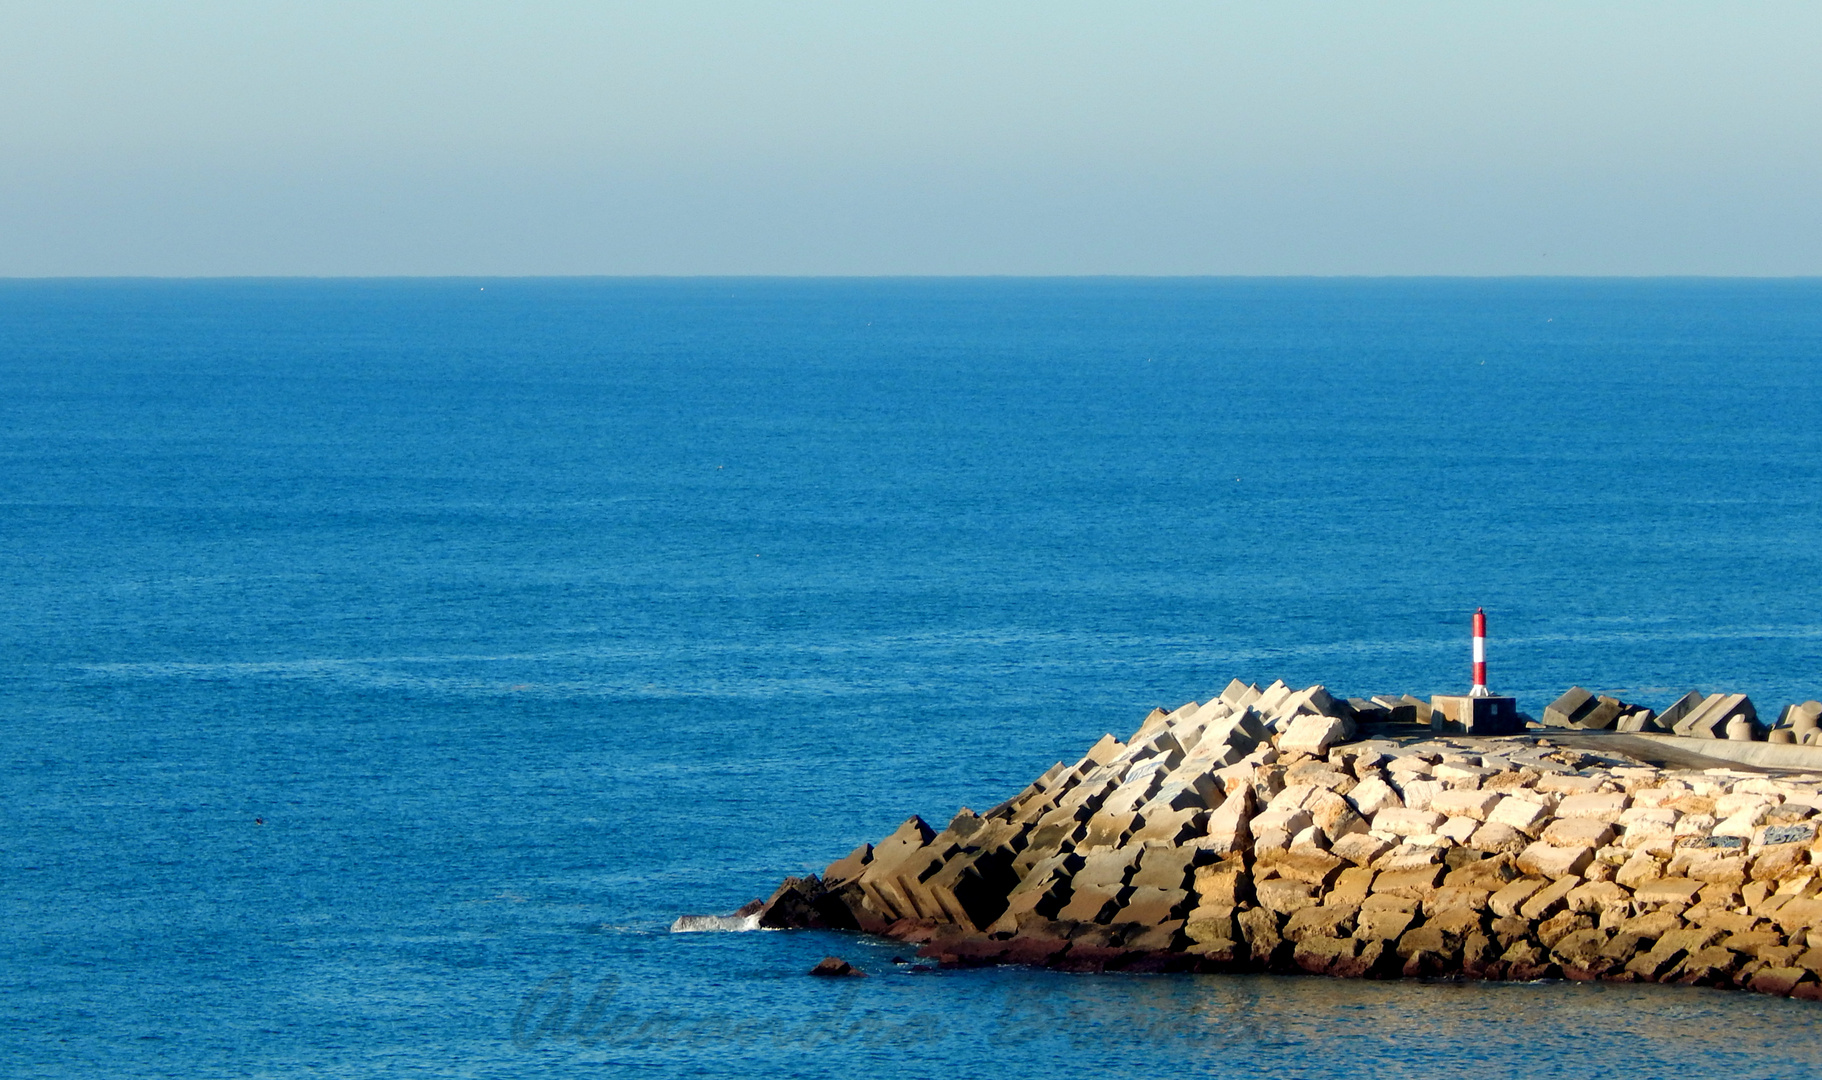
670;911;764;933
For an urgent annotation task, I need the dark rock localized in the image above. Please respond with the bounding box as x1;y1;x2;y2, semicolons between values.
809;956;864;977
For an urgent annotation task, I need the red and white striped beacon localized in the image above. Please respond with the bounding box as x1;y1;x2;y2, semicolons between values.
1470;607;1490;698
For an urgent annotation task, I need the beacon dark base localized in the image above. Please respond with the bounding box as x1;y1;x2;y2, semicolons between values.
1430;694;1522;736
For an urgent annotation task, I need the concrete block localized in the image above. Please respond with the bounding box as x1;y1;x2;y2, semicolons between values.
1346;776;1404;817
1078;810;1139;851
1432;694;1524;735
1395;778;1447;812
1469;822;1530;855
1615;709;1664;733
1184;903;1237;945
1125;806;1205;846
1191;861;1249;907
1279;714;1352;757
1374;807;1447;836
1284;903;1359;942
1431;789;1503;821
1536;774;1605;795
1372;844;1443;872
1257;849;1347;888
1557;792;1629;821
1438;816;1480;844
1489;876;1549;918
1677;693;1757;739
1256;878;1320;915
1129;846;1201;891
1541;818;1618;849
1566;880;1633;921
1330;832;1394;867
1433;762;1502;787
823;843;874;889
1575;696;1626;731
1114;886;1190;926
1543;687;1597;728
1656;690;1707;733
1487;797;1553;836
1056;883;1130;924
1372;865;1446;899
1634;877;1703;906
1330;867;1377;907
1520;876;1582;921
1518;842;1595;879
1355;907;1417;941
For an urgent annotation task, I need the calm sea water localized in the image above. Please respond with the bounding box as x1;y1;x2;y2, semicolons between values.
4;278;1822;1078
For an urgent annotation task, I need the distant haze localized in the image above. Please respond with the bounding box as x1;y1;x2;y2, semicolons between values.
2;1;1818;276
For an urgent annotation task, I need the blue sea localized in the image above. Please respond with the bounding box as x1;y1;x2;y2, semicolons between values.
4;278;1822;1078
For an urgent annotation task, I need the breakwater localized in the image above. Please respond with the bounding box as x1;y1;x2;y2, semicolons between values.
752;680;1822;999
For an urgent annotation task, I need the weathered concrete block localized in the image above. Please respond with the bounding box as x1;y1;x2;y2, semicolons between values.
1184;904;1237;945
1251;807;1313;837
1077;810;1140;851
1330;832;1394;867
1372;844;1444;872
1374;807;1447;836
1518;842;1595;879
1749;966;1815;997
1126;806;1206;846
1293;934;1362;975
1615;710;1663;734
1566;880;1633;921
1541;818;1618;849
1330;867;1377;907
1557;792;1629;822
1431;789;1504;821
1469;822;1530;855
1396;779;1448;812
1750;844;1810;883
1256;878;1321;915
1284;903;1359;942
1056;883;1129;924
1372;865;1446;899
1543;687;1597;728
1487;797;1553;836
1355;906;1417;941
823;843;874;889
1574;697;1626;731
1115;886;1190;926
1444;855;1519;892
1519;876;1582;921
1616;851;1665;890
1190;861;1249;908
1676;693;1757;739
1258;849;1347;888
1654;690;1706;732
1346;776;1404;817
1634;877;1703;906
1438;816;1480;844
1279;714;1352;757
1236;906;1284;961
1536;911;1595;950
1129;846;1201;891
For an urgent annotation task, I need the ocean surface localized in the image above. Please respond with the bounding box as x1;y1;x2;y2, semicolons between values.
4;278;1822;1078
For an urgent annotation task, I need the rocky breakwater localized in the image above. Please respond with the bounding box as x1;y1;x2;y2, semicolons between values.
753;679;1822;999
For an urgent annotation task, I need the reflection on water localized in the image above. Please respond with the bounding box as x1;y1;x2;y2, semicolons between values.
516;931;1822;1078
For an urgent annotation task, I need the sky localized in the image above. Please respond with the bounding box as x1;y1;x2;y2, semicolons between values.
1;1;1818;277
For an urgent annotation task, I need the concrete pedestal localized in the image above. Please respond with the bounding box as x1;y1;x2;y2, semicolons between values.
1430;694;1522;736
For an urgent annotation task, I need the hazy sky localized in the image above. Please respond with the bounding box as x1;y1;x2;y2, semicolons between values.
2;1;1818;276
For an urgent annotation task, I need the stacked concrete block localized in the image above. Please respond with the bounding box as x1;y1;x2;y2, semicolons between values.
755;680;1822;998
1544;687;1651;731
1673;693;1760;740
